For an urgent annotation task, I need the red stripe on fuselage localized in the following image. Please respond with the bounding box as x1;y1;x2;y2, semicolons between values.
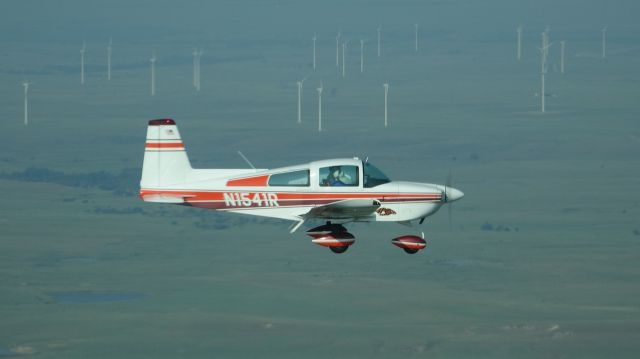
145;142;184;149
139;189;441;209
227;175;269;187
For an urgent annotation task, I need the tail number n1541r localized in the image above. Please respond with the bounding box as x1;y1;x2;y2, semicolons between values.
223;193;279;207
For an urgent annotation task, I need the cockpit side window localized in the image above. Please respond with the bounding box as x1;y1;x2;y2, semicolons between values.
268;170;310;186
319;165;359;187
363;162;391;188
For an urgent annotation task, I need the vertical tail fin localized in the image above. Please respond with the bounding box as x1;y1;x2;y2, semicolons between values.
140;119;192;189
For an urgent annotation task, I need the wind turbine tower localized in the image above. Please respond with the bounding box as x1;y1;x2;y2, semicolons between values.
516;25;522;60
297;78;306;124
335;32;341;67
192;49;198;88
360;39;364;73
196;49;202;92
342;41;348;78
383;83;389;127
414;23;419;52
107;38;112;80
540;62;546;113
602;26;607;58
377;26;381;57
312;34;317;71
150;52;156;96
22;82;29;126
317;82;323;132
560;41;566;74
80;42;86;85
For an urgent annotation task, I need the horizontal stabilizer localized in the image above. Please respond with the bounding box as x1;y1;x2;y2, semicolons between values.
142;194;194;203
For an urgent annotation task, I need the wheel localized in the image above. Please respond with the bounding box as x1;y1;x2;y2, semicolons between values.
403;248;419;254
329;246;349;254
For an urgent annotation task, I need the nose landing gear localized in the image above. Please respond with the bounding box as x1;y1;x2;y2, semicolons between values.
391;235;427;254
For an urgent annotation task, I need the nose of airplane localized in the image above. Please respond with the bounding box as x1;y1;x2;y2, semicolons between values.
446;187;464;202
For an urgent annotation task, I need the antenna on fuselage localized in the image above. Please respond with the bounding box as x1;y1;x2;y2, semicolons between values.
237;151;256;171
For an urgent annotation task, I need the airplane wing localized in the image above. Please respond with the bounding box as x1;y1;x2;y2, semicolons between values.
303;198;381;220
288;198;381;233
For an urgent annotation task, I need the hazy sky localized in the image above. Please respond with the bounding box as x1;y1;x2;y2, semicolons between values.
2;0;639;45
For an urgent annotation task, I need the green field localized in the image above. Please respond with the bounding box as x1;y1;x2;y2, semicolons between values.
1;1;639;358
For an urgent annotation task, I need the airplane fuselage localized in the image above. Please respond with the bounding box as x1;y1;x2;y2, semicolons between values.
140;157;455;223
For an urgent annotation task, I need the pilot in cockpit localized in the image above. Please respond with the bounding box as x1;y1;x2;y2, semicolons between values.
325;166;351;186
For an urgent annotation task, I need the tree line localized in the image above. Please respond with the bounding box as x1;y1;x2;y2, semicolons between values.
0;167;138;196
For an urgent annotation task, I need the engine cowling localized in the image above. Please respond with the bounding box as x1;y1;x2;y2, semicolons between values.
391;235;426;254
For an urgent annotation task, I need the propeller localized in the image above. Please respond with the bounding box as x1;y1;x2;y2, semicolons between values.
441;169;454;229
424;170;463;229
447;170;453;228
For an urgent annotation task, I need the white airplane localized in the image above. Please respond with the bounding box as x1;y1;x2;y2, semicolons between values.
139;119;464;254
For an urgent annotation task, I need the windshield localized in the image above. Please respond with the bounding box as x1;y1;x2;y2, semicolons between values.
363;161;391;188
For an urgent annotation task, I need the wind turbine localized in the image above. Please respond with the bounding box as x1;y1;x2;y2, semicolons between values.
360;39;365;73
516;25;523;60
150;52;156;96
560;40;566;74
22;81;29;125
383;83;389;127
414;23;419;52
80;42;86;85
335;32;341;67
107;38;112;80
317;82;323;132
601;26;607;58
377;26;381;57
538;33;552;113
312;34;317;71
297;77;306;124
342;41;348;78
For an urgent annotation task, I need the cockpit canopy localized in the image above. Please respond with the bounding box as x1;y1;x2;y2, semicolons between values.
316;160;391;188
227;158;392;189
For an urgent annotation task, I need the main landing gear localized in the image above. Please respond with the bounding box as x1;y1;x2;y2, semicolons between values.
306;222;355;254
307;222;428;254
